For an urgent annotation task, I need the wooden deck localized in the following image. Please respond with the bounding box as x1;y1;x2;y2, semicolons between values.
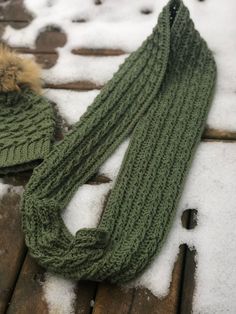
0;1;233;313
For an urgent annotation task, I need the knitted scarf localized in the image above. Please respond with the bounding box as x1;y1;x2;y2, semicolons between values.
21;0;216;283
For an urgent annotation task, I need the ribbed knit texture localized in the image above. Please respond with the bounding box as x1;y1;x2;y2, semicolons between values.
0;89;55;174
21;0;216;283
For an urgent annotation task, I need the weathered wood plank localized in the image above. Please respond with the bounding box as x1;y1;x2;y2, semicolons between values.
35;29;67;51
0;0;32;22
19;46;125;57
93;283;134;314
179;247;196;314
45;81;102;91
33;52;59;69
15;29;67;53
203;127;236;141
6;254;49;314
72;48;125;56
92;246;185;314
0;190;26;314
130;247;185;314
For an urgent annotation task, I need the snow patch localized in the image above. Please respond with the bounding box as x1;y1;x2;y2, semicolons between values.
44;89;99;124
0;180;10;200
43;273;76;314
62;183;111;235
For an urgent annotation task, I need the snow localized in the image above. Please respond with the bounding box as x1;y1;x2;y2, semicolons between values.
3;0;236;131
4;0;164;51
2;0;236;313
44;89;99;125
42;52;127;85
132;142;236;314
0;180;10;200
43;273;76;314
99;139;130;181
45;87;234;143
62;183;112;235
0;180;23;200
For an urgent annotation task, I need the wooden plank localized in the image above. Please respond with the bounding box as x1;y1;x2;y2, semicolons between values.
15;30;67;53
179;248;196;314
130;247;185;314
0;0;32;22
92;247;185;314
0;190;26;314
45;81;102;91
203;127;236;141
93;283;134;314
8;275;97;314
33;52;58;69
35;29;67;52
6;254;49;314
72;48;125;56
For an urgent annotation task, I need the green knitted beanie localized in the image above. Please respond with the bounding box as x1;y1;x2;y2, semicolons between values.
21;0;216;283
0;46;55;174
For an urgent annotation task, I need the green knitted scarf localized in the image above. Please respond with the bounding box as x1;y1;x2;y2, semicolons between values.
21;0;216;283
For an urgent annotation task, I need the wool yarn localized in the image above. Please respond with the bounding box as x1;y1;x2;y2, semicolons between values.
0;45;56;173
21;0;216;283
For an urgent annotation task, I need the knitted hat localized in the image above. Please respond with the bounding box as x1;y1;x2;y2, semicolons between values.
21;0;216;283
0;45;55;174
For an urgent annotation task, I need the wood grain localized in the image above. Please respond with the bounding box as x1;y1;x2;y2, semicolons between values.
15;30;67;53
45;81;102;91
0;0;32;22
130;248;185;314
0;191;26;313
93;283;134;314
179;247;196;314
203;127;236;141
6;254;48;314
72;48;125;56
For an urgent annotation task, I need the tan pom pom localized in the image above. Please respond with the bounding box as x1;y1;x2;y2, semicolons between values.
0;44;42;94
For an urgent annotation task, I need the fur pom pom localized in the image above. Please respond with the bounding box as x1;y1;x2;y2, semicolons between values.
0;44;42;94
